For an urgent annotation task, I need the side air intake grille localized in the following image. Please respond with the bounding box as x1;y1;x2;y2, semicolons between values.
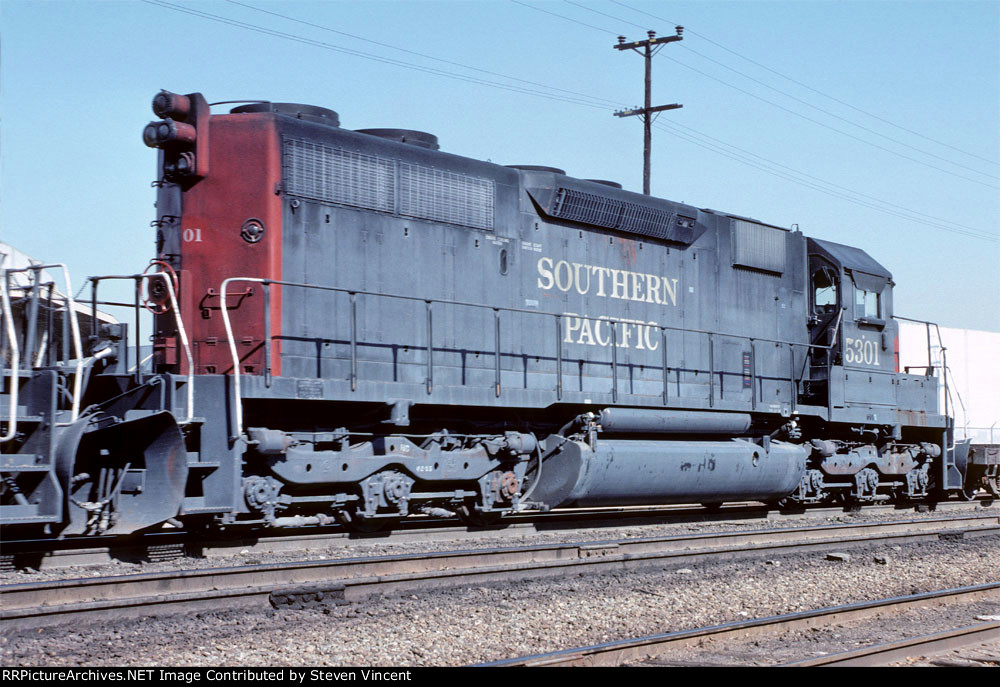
284;139;394;213
732;219;786;274
547;187;697;243
283;138;494;230
553;188;623;227
398;163;494;230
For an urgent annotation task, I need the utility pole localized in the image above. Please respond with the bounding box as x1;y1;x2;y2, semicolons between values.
613;27;684;195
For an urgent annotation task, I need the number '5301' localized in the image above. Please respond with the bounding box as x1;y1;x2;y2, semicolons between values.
844;336;881;366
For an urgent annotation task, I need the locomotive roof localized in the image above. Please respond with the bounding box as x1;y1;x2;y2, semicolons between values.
810;238;891;278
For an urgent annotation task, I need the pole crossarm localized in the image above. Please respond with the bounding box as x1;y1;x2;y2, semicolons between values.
612;34;682;51
614;103;683;119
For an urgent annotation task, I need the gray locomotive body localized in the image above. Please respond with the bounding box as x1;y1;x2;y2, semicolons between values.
0;93;960;536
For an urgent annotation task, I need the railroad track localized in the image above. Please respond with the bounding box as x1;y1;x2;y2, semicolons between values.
3;513;997;634
786;623;1000;666
484;583;1000;667
3;497;994;572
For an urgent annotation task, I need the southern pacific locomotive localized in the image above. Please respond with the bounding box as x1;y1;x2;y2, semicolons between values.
1;90;988;537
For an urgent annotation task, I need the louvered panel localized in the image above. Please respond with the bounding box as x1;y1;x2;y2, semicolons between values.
284;139;394;213
733;219;786;274
284;137;495;230
398;163;494;230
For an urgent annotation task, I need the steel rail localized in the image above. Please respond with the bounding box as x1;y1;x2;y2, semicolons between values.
483;583;1000;667
2;498;994;572
2;515;997;633
783;622;1000;666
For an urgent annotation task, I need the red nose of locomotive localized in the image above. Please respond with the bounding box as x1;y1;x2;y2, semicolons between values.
144;90;283;377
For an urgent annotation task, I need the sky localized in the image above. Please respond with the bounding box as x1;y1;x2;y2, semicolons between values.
1;0;998;333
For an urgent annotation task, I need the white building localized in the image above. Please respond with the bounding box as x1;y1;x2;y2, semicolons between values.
898;320;1000;444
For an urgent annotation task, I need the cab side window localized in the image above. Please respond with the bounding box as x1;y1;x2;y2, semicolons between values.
855;288;881;318
813;267;838;313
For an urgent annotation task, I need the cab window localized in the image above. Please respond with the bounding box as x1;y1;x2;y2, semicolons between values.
855;288;880;318
813;268;838;313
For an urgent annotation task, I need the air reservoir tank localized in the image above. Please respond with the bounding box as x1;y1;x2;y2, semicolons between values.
529;436;807;507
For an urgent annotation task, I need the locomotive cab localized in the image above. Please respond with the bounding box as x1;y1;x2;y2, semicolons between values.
805;238;897;406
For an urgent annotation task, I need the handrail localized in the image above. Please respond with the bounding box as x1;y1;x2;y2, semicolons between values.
220;277;847;440
2;264;85;424
893;315;945;370
893;314;950;421
1;275;20;442
88;273;194;424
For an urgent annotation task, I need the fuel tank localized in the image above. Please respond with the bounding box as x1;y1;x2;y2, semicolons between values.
529;437;808;508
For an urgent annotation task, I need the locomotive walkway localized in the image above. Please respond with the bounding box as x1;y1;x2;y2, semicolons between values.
2;513;997;634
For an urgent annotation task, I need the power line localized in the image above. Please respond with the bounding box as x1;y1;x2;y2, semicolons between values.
225;0;623;110
532;0;998;188
657;51;998;189
563;0;646;30
144;0;997;242
610;0;1000;167
677;43;997;181
654;121;997;241
143;0;613;111
507;0;614;35
657;121;995;241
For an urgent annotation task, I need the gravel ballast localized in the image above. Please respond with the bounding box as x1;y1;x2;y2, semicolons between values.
2;532;997;666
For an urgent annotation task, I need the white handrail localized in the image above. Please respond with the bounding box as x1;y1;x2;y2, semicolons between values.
219;276;860;440
1;275;20;442
93;272;194;424
158;271;194;425
219;276;258;440
1;264;85;428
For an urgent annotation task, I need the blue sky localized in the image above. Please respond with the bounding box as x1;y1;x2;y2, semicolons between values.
2;0;998;331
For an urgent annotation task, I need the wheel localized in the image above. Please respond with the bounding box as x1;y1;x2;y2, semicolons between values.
456;503;504;528
959;485;978;502
335;509;397;534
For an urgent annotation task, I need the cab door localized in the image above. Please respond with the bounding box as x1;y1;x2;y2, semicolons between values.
807;254;842;378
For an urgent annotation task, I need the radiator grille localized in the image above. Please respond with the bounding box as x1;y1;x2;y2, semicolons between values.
732;219;786;274
553;188;623;227
398;163;494;230
552;188;678;240
620;201;674;239
283;138;494;230
284;139;394;213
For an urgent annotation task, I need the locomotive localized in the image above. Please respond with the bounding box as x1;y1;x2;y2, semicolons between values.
0;90;983;537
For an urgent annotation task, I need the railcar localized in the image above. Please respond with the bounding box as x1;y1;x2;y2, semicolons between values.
0;90;971;536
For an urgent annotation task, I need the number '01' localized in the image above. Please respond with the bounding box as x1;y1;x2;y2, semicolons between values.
183;228;203;242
